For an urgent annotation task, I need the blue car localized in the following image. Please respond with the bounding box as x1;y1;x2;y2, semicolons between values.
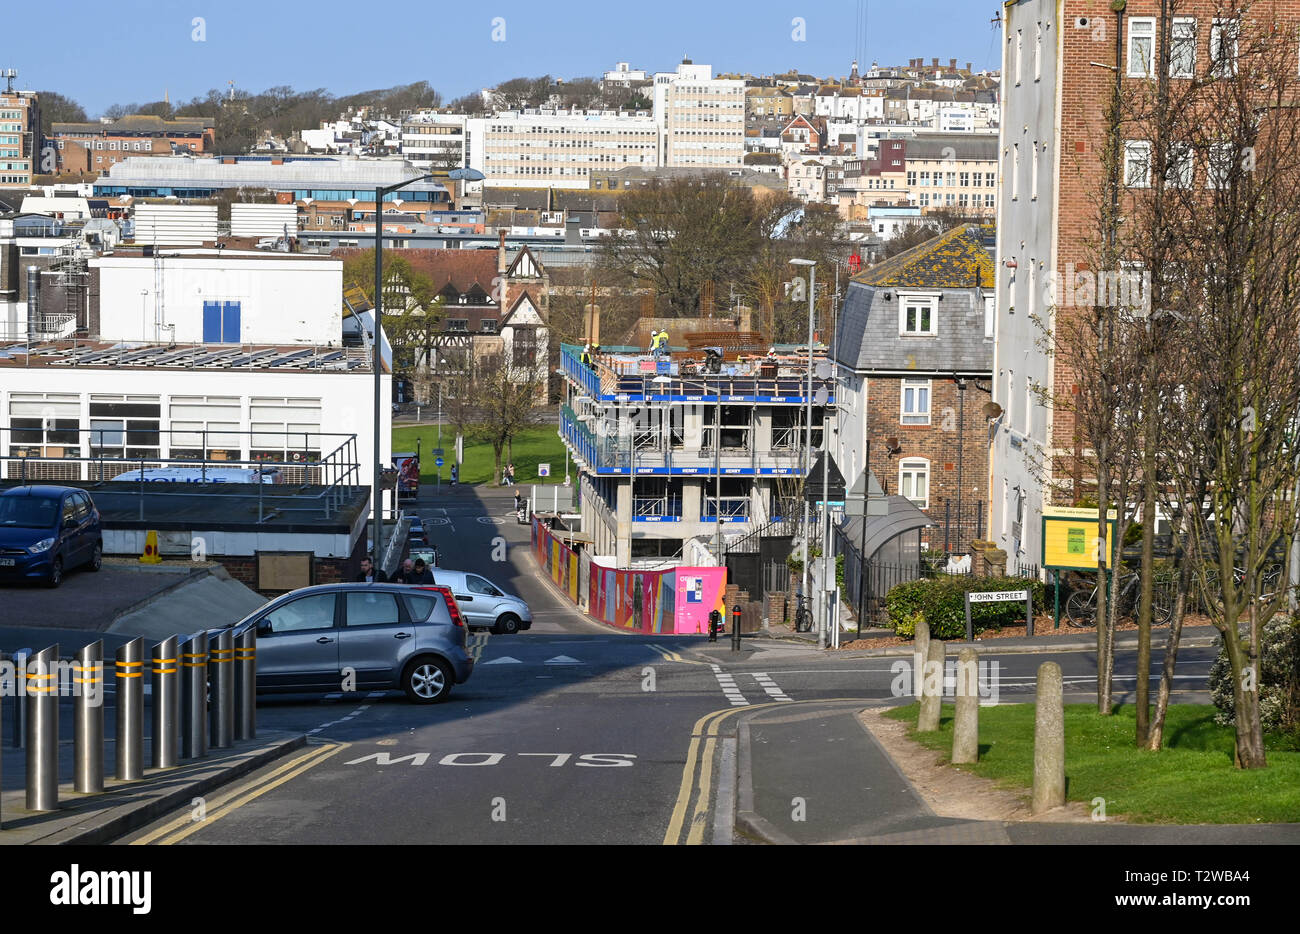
0;486;103;588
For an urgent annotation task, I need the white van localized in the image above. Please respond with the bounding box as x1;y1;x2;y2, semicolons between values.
111;466;284;484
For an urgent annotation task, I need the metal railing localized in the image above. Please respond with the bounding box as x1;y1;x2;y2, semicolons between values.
1;628;256;822
0;425;363;522
703;496;750;522
633;495;681;519
0;314;78;341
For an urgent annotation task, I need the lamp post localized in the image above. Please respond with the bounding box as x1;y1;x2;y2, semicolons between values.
371;167;482;569
790;258;817;629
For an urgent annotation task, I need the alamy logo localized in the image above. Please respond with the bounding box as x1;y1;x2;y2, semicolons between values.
49;865;151;914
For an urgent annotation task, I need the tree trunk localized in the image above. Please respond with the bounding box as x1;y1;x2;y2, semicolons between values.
1148;507;1198;750
1136;405;1157;745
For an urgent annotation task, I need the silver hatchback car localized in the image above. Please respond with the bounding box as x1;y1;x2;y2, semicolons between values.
231;582;474;703
427;568;533;634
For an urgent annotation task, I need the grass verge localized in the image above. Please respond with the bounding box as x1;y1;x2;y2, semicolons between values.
392;425;570;487
883;702;1300;824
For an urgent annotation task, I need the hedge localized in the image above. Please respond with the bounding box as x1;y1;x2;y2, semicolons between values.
885;574;1047;639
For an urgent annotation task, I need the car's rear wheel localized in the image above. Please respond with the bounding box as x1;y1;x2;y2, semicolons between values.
87;543;102;572
46;556;63;589
402;657;452;704
496;613;521;635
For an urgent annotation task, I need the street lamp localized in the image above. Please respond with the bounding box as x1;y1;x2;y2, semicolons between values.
370;167;483;569
790;258;817;636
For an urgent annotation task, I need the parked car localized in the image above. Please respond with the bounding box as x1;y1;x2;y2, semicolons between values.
229;582;473;703
424;568;532;634
0;485;103;587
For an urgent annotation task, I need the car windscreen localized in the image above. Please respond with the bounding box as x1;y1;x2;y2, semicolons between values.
0;496;59;529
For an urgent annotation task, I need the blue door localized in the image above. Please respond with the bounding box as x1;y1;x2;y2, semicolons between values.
202;301;241;343
202;301;222;342
222;301;241;341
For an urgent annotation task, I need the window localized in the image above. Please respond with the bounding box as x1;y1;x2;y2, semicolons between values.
1011;143;1020;199
1208;142;1235;189
513;325;539;367
984;293;995;339
250;397;321;462
1031;141;1039;199
262;594;336;634
1170;18;1197;78
1035;22;1043;81
467;575;502;597
1211;18;1239;77
901;379;931;425
1128;18;1157;77
480;318;497;333
446;318;469;332
1166;142;1193;188
1014;29;1023;85
345;591;402;627
899;294;938;335
899;459;930;508
1124;140;1152;188
88;394;160;459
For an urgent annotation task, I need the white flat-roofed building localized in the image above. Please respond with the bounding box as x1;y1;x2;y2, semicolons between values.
478;110;657;189
653;60;745;168
401;113;468;169
91;249;342;345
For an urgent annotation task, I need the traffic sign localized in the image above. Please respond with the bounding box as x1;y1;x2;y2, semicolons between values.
435;457;445;467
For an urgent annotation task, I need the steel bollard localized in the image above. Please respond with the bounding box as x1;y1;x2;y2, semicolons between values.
731;606;742;652
234;627;256;741
209;628;234;749
151;636;180;769
11;648;31;748
74;640;104;793
180;631;208;759
25;644;59;811
116;638;145;781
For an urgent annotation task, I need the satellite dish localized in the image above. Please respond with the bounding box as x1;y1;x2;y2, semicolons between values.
815;361;834;380
982;401;1004;419
814;387;829;406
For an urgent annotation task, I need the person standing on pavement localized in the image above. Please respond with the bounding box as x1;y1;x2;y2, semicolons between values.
357;556;388;582
450;462;458;488
411;558;435;584
397;558;415;583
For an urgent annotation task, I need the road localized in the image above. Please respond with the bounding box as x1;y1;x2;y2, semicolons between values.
119;486;1221;845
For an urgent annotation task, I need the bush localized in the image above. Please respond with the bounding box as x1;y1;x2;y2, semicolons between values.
885;574;1047;640
1208;615;1300;735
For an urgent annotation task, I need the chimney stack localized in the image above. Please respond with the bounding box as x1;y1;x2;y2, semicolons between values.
950;58;957;70
932;57;939;68
26;265;38;344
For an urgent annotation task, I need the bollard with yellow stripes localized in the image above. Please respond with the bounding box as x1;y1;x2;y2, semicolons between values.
234;627;256;741
25;645;59;811
180;632;208;759
139;530;162;564
116;638;145;781
151;635;179;769
74;640;104;793
209;628;235;748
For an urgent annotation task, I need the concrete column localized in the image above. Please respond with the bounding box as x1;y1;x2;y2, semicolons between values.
952;647;979;764
1032;661;1065;814
917;638;944;732
615;476;631;568
753;409;773;451
682;478;703;523
913;617;931;699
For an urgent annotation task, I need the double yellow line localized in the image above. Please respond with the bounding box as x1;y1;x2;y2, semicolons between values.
646;643;710;666
662;702;783;845
131;741;348;845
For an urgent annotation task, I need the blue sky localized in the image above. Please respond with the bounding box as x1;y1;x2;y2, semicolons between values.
4;0;1002;116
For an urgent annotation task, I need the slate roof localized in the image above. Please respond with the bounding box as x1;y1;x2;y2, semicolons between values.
333;247;499;298
835;226;994;376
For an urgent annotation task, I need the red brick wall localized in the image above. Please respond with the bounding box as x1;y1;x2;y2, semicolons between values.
865;374;990;548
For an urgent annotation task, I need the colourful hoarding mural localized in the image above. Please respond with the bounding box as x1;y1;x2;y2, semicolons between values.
530;518;726;635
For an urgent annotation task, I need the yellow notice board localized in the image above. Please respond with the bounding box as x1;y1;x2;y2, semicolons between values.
1042;507;1117;570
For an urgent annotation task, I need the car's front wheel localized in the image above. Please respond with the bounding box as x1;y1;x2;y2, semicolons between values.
45;556;63;589
495;613;521;635
402;657;453;704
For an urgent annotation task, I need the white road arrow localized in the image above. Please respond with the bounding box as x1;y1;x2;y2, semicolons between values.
481;656;522;665
544;655;582;665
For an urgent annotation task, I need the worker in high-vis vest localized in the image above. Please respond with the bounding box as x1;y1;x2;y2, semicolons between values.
580;343;593;369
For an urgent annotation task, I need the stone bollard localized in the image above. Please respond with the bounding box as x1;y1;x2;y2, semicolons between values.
1032;661;1065;814
913;617;931;700
917;638;944;732
952;647;980;764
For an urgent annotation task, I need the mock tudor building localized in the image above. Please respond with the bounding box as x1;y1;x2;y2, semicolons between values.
835;226;995;553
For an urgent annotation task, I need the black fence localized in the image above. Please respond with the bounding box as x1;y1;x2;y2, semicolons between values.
930;499;985;554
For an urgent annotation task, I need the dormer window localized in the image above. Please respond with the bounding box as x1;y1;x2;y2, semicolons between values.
898;291;940;336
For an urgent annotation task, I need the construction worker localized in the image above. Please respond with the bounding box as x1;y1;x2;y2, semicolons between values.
581;343;593;369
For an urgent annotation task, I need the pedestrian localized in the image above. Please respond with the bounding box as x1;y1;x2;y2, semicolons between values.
450;463;458;487
507;462;516;485
411;558;435;585
397;558;415;583
514;489;523;513
357;556;388;583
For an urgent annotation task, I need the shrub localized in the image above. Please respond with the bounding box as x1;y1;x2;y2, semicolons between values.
885;574;1047;640
1208;615;1300;735
895;608;924;639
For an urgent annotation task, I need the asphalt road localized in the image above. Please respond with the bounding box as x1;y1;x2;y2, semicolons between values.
118;487;1223;845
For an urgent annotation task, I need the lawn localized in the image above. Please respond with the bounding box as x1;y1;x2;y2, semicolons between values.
883;702;1300;824
392;424;571;486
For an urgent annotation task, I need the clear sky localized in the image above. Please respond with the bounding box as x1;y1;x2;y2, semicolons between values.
3;0;1003;116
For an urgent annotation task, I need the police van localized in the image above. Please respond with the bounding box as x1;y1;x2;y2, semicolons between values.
110;466;284;484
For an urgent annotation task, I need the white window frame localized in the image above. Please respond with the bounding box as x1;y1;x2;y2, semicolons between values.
1128;18;1157;78
1170;17;1197;78
900;379;932;426
898;291;939;336
899;459;930;509
1035;22;1043;81
1031;140;1039;200
1124;140;1152;188
1211;18;1239;78
984;294;995;339
1015;29;1023;86
1011;143;1020;200
1207;141;1235;189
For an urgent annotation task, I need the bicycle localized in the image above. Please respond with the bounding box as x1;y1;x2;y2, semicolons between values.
1064;569;1173;628
792;594;810;632
1202;564;1286;615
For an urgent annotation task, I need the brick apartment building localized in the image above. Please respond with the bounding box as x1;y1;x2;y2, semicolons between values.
50;114;216;175
834;226;995;553
991;0;1300;568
